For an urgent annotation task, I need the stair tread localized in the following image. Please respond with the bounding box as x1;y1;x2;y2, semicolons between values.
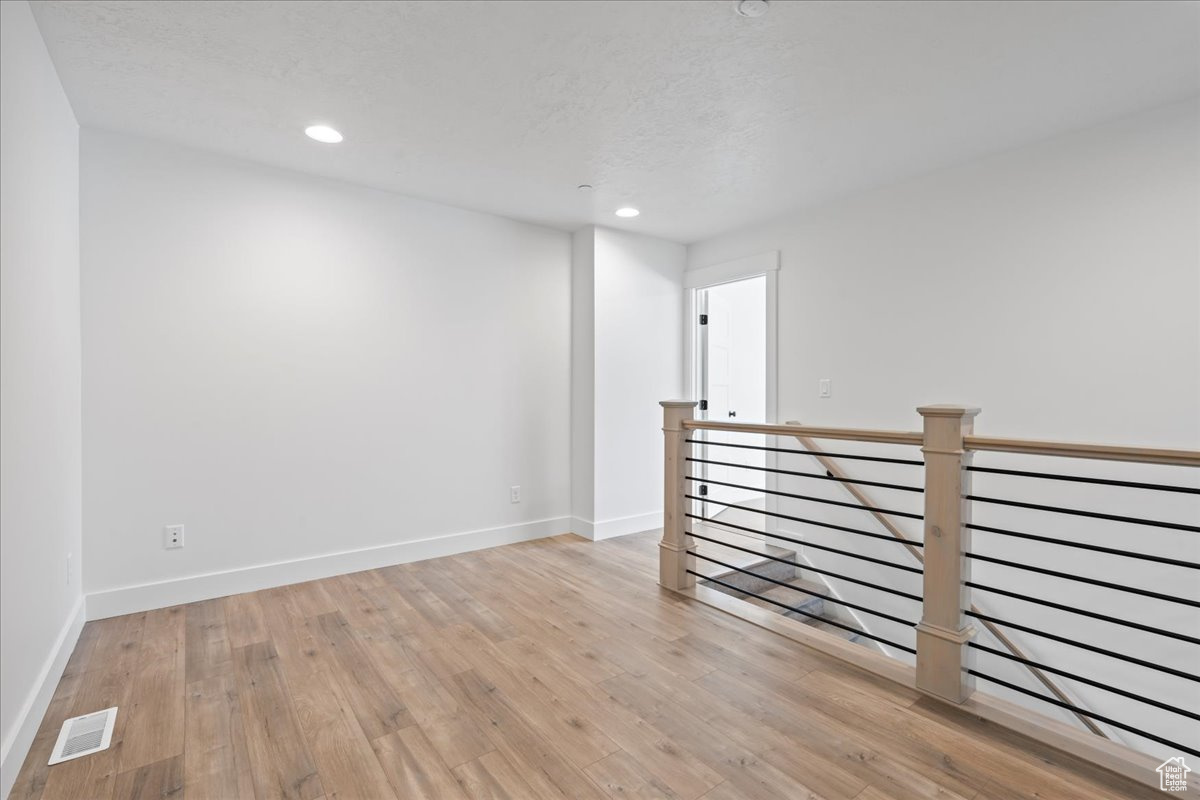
738;592;815;616
692;542;797;580
806;618;863;641
759;583;823;604
770;576;828;596
690;527;794;577
705;573;865;645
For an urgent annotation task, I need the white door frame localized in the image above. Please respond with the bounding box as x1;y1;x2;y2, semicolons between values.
684;251;780;539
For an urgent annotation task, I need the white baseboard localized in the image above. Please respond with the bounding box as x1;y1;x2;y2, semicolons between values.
85;516;572;620
568;517;595;539
1;595;86;800
573;511;662;541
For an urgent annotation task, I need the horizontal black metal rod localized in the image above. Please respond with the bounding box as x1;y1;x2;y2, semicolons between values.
685;438;924;466
685;496;925;549
964;552;1200;608
688;476;923;520
968;641;1200;722
686;456;923;493
688;569;917;654
688;549;920;627
966;464;1200;495
795;538;924;575
965;522;1200;570
691;532;922;602
966;494;1199;533
967;669;1200;758
965;581;1200;645
965;610;1200;681
707;525;919;575
686;513;922;574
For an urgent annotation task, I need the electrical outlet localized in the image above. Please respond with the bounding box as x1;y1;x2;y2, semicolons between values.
164;524;185;549
510;485;521;503
818;378;832;398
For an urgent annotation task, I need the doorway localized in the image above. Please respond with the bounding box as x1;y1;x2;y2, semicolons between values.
695;275;768;526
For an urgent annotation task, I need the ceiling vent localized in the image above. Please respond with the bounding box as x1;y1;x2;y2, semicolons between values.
48;707;117;765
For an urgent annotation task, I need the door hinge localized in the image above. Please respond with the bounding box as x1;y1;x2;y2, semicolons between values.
699;399;708;411
699;314;708;325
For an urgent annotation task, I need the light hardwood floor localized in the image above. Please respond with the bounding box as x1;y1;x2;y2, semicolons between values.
11;531;1157;800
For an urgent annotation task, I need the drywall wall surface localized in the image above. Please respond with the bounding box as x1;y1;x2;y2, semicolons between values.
80;130;572;602
688;100;1200;447
570;226;685;539
570;227;596;529
593;227;686;533
0;1;83;793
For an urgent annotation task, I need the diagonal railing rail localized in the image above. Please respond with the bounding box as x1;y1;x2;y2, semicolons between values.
784;421;1108;739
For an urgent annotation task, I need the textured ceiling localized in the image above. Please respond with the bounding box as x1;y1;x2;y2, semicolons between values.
31;0;1200;242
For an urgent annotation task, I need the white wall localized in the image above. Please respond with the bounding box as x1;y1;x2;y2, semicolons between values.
686;100;1200;758
572;226;685;539
570;230;596;527
594;228;687;532
689;99;1200;446
0;1;84;794
80;130;572;615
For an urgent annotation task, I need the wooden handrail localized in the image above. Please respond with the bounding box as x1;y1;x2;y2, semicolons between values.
785;421;1109;739
964;435;1200;467
684;418;923;447
689;420;1200;467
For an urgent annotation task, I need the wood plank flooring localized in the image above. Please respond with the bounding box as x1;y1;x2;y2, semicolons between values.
11;531;1159;800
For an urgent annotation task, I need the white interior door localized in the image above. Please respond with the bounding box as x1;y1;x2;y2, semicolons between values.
698;276;767;523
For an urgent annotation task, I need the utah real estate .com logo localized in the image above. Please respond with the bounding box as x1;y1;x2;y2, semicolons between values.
1158;756;1191;793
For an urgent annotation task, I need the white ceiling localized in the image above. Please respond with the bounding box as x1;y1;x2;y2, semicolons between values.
31;0;1200;242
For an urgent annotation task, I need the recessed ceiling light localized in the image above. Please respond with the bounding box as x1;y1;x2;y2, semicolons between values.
735;0;769;18
305;125;343;144
615;207;640;218
577;184;594;191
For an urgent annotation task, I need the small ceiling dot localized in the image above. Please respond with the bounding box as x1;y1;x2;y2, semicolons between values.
735;0;769;18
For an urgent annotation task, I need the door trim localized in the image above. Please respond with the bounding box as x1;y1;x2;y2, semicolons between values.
685;250;780;290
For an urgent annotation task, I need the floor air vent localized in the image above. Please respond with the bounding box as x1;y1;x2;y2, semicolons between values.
48;707;117;765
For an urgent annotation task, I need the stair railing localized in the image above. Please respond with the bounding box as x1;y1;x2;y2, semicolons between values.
785;419;1108;738
659;399;1200;791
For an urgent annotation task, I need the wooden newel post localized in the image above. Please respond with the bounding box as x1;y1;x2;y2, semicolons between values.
660;400;698;591
915;404;980;703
